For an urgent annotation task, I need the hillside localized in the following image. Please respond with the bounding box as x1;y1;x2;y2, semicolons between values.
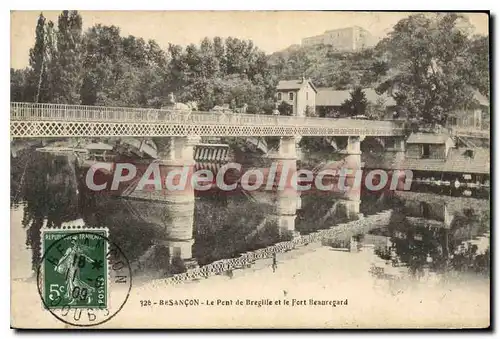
268;44;385;90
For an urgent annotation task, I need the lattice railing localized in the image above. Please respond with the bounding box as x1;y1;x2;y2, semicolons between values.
10;102;405;138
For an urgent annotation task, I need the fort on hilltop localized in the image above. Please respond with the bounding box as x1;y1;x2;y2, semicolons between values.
301;26;377;51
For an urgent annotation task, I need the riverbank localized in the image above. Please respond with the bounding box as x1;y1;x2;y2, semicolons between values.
12;243;489;329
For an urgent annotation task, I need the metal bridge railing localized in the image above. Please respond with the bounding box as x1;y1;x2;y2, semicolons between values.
10;102;402;132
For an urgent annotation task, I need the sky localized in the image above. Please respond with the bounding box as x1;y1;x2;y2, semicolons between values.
10;11;489;70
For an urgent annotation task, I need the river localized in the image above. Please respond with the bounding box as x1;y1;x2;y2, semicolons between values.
11;149;490;283
11;149;490;326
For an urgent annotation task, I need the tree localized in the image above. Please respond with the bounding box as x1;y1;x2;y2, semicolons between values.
165;43;189;96
199;37;220;78
28;13;51;103
213;37;226;74
17;18;277;112
367;96;388;120
80;25;124;105
164;37;276;113
304;105;317;117
465;35;489;97
122;35;147;68
79;24;167;107
51;10;84;104
340;87;368;117
277;101;293;116
143;40;169;107
375;13;483;125
11;68;30;102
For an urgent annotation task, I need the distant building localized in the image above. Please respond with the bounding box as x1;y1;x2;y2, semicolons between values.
446;90;490;130
363;132;490;180
302;26;376;51
276;78;317;117
315;88;396;118
406;133;455;160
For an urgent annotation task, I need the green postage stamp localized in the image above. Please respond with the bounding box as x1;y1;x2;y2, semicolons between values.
40;228;109;309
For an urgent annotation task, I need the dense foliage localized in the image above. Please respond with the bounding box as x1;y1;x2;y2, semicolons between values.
12;12;277;113
373;13;490;125
277;101;293;116
11;11;489;125
268;44;381;90
339;87;368;117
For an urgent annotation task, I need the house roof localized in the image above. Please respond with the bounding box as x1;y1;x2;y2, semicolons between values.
406;133;452;144
276;79;317;93
473;90;489;106
315;88;396;107
363;147;490;175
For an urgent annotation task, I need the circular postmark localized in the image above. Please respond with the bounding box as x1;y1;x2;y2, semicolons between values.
37;230;132;327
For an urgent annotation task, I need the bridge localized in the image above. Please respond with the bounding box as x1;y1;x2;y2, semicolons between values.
10;102;404;138
11;102;407;205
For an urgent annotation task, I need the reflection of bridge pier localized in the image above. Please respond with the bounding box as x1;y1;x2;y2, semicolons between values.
157;199;197;270
337;181;362;220
163;199;195;240
273;188;301;238
155;238;196;271
125;196;197;272
338;199;361;220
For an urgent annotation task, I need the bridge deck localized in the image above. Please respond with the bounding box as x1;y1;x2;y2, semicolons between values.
10;102;405;138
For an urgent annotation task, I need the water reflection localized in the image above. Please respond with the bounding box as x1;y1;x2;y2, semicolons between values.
11;150;490;285
367;191;490;281
12;151;80;273
193;189;301;266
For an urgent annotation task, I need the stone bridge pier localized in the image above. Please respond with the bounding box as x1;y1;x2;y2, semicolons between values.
277;136;301;160
155;136;201;166
344;135;363;174
131;136;201;203
271;136;301;189
334;135;363;219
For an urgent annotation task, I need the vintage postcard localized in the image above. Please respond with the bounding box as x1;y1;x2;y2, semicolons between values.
10;10;490;329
